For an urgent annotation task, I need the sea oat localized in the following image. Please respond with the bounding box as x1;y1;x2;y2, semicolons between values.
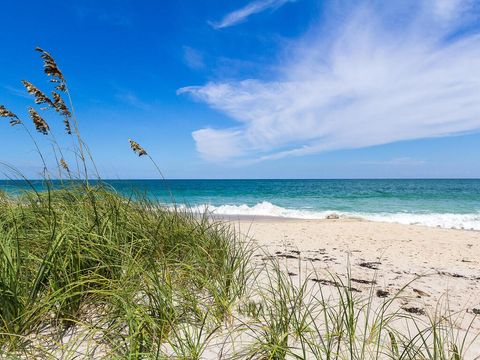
28;107;49;135
35;47;66;91
21;80;53;108
0;105;22;126
129;139;147;156
51;91;72;134
60;158;70;172
51;92;71;117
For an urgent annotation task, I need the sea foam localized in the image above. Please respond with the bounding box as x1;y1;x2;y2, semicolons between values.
180;201;480;231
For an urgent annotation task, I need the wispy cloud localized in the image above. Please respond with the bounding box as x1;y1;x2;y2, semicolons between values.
116;91;151;110
180;0;480;163
183;46;205;70
3;85;31;100
210;0;293;29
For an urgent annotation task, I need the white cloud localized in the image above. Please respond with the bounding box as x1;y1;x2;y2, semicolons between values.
191;128;246;162
182;0;480;163
210;0;293;29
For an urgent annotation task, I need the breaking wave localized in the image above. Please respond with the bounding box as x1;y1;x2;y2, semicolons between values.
177;201;480;230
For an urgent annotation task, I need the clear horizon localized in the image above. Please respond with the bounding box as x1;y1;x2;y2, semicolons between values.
2;177;480;181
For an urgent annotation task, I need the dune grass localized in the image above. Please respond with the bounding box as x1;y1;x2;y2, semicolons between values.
0;48;479;359
0;185;252;358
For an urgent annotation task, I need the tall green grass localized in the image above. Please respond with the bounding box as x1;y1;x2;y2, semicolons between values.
0;186;252;358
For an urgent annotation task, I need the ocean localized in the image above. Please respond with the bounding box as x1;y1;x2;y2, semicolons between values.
1;179;480;230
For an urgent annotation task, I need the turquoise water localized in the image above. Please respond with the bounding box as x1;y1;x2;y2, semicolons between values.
1;179;480;229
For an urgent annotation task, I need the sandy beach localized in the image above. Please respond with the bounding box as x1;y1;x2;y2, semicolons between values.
234;217;480;329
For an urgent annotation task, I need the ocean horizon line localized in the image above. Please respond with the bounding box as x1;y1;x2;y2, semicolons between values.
2;177;480;181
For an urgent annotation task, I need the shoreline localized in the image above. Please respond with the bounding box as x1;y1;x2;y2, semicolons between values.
213;213;480;232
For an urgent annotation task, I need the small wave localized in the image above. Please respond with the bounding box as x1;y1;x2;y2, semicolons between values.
361;212;480;230
176;201;480;230
188;201;334;219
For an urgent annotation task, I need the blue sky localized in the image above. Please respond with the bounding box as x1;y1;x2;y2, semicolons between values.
1;0;480;179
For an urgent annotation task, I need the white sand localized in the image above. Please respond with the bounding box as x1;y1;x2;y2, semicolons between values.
233;218;480;310
234;217;480;330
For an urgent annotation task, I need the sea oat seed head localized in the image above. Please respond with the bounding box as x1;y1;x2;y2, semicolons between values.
51;92;71;117
0;105;22;126
21;80;54;107
0;105;15;117
60;158;70;172
35;47;66;89
10;119;23;126
129;139;147;156
62;118;72;134
28;107;50;135
51;91;72;134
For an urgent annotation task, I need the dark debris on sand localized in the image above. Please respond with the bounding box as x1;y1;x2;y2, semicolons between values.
311;278;361;292
351;278;377;285
359;261;381;270
402;306;426;315
276;253;298;260
413;288;430;297
376;289;389;298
